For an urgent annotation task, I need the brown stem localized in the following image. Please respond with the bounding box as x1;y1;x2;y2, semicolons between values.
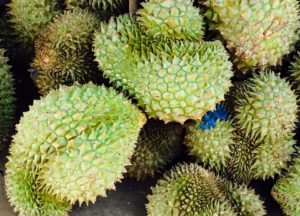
129;0;138;13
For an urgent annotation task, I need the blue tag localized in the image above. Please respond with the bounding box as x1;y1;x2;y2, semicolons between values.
199;104;229;131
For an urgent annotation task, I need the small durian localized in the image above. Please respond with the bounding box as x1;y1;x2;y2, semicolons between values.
272;153;300;216
94;14;233;124
0;49;15;149
32;9;100;95
8;0;61;50
205;0;300;70
127;119;184;180
5;83;146;215
185;104;235;172
146;163;266;216
234;71;298;142
137;0;204;40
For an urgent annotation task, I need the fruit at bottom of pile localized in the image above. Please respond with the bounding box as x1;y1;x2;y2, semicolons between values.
147;163;266;216
5;83;146;216
137;0;204;40
205;0;300;70
0;48;15;149
8;0;61;50
94;14;233;123
32;9;100;95
234;71;298;142
127;119;184;180
272;153;300;216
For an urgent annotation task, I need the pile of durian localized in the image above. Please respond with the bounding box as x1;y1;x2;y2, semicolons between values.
1;0;300;215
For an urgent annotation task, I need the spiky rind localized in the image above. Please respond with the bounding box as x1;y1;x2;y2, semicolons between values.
94;15;233;124
8;0;61;47
32;9;100;95
65;0;125;10
5;83;146;214
291;52;300;91
127;119;184;180
206;0;300;69
185;120;235;172
138;0;204;40
272;155;300;216
147;163;265;216
0;49;15;149
235;71;298;142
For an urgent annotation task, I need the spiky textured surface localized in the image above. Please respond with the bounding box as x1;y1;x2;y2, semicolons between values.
185;119;235;172
32;9;100;95
272;155;300;216
127;119;184;180
235;71;298;142
138;0;204;40
8;0;61;47
65;0;125;10
0;49;15;149
5;84;146;215
94;14;233;124
291;52;300;91
206;0;300;69
147;163;265;216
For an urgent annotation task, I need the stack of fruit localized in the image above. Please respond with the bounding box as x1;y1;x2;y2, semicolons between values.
0;0;300;215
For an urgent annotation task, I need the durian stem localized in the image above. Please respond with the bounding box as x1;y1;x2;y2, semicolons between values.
129;0;138;13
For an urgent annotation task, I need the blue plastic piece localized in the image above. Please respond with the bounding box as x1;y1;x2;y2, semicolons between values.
199;104;229;131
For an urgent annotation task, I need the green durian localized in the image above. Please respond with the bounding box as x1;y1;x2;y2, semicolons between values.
185;119;235;172
94;14;233;124
272;153;300;216
65;0;125;10
291;52;300;91
0;49;15;149
137;0;204;40
8;0;61;49
146;163;265;216
234;71;298;142
5;83;146;215
127;119;184;180
32;9;100;95
205;0;300;69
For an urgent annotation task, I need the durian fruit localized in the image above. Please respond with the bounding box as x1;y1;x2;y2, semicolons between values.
127;119;184;180
235;71;298;142
5;83;146;215
65;0;125;10
271;153;300;216
185;105;235;172
8;0;61;49
0;49;15;149
205;0;300;69
94;14;233;124
137;0;204;40
146;163;266;216
32;9;100;95
291;52;300;91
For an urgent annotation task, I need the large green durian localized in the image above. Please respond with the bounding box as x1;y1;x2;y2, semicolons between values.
32;9;100;95
206;0;300;69
272;153;300;216
147;163;265;216
65;0;125;10
234;71;298;142
0;49;15;149
8;0;61;49
94;14;233;124
5;83;146;215
127;119;184;180
137;0;204;40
